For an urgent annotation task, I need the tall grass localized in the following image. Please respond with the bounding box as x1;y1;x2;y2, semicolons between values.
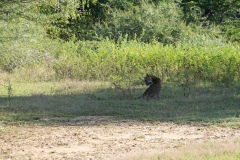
1;36;240;87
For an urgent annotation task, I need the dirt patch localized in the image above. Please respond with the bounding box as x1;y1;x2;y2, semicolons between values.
0;117;239;160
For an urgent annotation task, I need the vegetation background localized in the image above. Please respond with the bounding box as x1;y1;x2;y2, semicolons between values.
0;0;239;84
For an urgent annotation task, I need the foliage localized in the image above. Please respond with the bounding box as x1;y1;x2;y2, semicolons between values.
179;0;240;41
0;0;239;88
1;36;239;88
1;0;239;42
179;0;239;23
95;1;185;44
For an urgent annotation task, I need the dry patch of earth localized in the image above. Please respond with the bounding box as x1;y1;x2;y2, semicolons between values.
0;116;239;160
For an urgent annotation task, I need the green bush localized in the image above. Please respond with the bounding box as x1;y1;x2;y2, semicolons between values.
47;39;240;87
95;2;185;44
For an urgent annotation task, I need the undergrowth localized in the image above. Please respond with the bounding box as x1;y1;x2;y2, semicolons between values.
1;38;239;88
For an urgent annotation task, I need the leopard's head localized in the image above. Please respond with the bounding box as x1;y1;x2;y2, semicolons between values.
144;74;153;86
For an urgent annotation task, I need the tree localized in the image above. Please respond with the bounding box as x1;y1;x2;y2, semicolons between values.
180;0;240;24
179;0;240;42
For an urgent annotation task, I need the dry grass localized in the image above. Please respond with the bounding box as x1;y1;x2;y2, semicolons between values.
130;139;240;160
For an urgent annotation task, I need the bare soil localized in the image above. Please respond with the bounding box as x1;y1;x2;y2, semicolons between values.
1;116;239;160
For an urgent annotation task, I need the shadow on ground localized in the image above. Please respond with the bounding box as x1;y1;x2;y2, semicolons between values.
0;84;240;126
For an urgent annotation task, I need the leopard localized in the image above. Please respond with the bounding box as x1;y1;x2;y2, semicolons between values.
142;74;162;99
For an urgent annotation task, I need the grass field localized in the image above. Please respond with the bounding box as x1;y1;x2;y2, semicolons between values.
0;80;239;125
0;80;240;159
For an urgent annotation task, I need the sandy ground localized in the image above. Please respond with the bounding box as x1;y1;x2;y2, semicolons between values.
0;116;239;160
